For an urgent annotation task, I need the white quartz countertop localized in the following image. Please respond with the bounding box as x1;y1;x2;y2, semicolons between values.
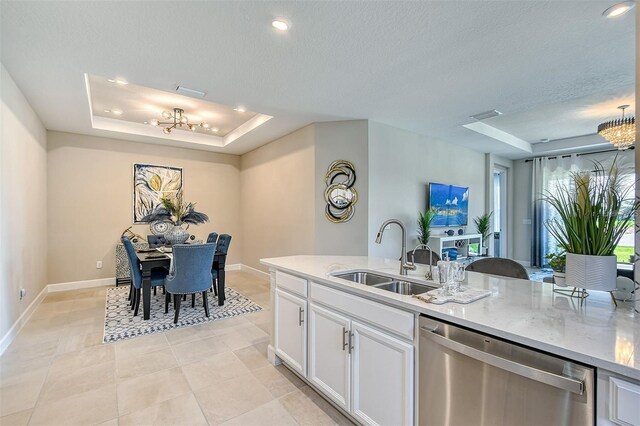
261;255;640;381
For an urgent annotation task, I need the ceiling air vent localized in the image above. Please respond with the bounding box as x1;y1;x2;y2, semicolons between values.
470;109;502;121
175;86;206;98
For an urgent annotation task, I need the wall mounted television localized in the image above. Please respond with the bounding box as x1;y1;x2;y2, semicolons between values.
428;182;469;227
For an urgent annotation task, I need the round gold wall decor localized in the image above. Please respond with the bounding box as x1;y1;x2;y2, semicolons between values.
324;160;357;223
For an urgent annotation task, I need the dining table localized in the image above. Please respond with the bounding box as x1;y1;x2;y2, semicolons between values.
135;248;227;320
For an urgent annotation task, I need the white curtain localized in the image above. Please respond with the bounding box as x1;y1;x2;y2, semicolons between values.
531;151;635;267
531;155;583;267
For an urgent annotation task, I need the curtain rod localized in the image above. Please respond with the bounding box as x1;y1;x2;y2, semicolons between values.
524;146;634;163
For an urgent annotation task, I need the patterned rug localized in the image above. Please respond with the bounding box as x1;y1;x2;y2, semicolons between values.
102;286;262;343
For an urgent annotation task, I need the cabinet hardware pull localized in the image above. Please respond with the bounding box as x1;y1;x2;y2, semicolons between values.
348;331;354;354
342;327;349;351
298;307;304;326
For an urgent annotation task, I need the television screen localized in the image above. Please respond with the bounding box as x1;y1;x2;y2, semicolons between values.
428;182;469;227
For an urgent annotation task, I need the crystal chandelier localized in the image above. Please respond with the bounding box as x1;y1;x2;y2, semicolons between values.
149;108;210;134
597;105;636;150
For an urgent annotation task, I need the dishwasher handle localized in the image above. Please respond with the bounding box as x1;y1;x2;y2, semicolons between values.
420;326;585;395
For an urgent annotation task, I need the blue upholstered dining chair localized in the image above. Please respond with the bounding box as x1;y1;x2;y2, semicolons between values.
147;234;167;248
210;234;232;296
164;243;217;324
206;232;218;244
122;236;169;316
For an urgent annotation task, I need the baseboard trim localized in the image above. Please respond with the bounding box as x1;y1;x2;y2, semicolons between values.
47;277;115;293
0;285;49;355
240;264;270;280
225;263;241;272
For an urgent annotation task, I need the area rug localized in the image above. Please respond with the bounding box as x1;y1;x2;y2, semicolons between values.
103;286;262;343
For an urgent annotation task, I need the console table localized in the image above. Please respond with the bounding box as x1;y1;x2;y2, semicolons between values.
428;233;483;261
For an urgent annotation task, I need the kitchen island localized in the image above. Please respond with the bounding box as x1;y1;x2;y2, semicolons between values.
261;255;640;426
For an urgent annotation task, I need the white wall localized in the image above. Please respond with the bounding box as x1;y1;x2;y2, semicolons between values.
314;121;368;255
0;64;48;340
485;153;515;258
368;121;486;259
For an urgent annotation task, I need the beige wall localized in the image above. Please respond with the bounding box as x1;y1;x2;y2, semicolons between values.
240;125;316;272
368;121;486;259
47;132;241;284
0;64;48;340
314;121;369;256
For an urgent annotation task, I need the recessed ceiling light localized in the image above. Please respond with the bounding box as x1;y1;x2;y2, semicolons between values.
211;127;219;133
112;109;123;115
540;138;550;143
603;1;635;18
272;18;290;31
233;107;246;113
104;109;111;113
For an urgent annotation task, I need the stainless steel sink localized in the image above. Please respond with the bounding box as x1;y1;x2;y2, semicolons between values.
333;271;393;286
372;281;435;295
332;271;437;295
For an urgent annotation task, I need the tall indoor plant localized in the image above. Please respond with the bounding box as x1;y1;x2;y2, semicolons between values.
142;194;209;244
417;208;436;246
543;160;639;302
473;211;493;255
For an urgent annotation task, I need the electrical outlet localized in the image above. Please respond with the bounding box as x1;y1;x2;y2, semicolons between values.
96;261;103;269
19;288;26;300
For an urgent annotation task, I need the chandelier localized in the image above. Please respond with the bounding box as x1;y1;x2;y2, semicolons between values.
597;105;636;150
149;108;210;134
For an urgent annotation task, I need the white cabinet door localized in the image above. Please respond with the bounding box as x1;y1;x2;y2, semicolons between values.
309;303;351;411
274;289;307;376
351;321;414;426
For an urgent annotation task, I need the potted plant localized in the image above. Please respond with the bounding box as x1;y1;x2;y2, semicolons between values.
417;208;437;246
543;160;639;302
473;211;493;256
545;252;566;286
141;194;209;244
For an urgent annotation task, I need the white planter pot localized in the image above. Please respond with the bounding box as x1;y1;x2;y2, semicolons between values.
552;271;566;287
565;253;617;292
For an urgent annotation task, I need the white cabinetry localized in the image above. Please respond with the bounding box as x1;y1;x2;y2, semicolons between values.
428;233;482;260
351;320;414;426
309;303;351;411
274;288;307;376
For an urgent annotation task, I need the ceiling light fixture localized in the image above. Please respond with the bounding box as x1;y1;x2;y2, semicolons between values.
597;105;636;150
112;109;123;115
233;106;246;112
147;107;209;134
272;18;290;31
602;1;635;18
107;78;128;85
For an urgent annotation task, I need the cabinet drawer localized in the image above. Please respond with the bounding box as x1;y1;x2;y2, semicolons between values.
276;271;308;297
610;377;640;426
310;282;414;341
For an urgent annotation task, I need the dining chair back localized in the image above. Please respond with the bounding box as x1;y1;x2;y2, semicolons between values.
122;236;142;289
147;234;167;248
206;232;219;244
122;236;168;316
407;248;441;265
164;243;217;323
216;234;232;254
465;257;529;280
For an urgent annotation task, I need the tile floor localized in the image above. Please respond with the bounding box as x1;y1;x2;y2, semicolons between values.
0;272;353;425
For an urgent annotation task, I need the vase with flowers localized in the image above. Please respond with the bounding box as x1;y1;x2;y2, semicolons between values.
141;194;209;245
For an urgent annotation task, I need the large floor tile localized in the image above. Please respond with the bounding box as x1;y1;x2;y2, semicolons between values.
171;335;229;365
0;379;43;417
56;330;104;355
194;373;274;424
113;333;169;360
118;392;207;426
47;344;115;378
116;347;177;380
0;409;32;426
251;364;305;398
28;384;118;425
220;399;297;425
233;341;271;371
214;323;269;350
116;367;191;416
181;351;250;391
279;386;353;426
38;360;116;404
164;323;216;346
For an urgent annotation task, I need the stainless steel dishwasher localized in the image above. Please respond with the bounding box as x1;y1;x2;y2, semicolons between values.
419;316;594;425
